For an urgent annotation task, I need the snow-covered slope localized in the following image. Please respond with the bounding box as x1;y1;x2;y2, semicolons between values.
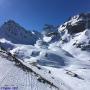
61;29;90;60
10;45;77;68
57;13;90;60
10;41;90;90
0;50;59;90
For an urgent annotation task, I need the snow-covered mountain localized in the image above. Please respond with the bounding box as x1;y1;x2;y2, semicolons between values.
0;20;41;45
0;13;90;90
40;13;90;60
34;13;90;90
57;13;90;60
42;13;90;43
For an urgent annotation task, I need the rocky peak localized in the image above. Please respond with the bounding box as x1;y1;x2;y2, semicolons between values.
59;13;90;35
0;20;40;45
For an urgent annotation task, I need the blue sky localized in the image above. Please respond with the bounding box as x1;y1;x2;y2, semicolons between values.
0;0;90;31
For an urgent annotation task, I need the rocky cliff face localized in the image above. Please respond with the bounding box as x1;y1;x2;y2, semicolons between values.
59;13;90;34
0;20;41;45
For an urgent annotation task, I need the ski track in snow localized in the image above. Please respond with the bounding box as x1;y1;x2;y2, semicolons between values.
0;53;59;90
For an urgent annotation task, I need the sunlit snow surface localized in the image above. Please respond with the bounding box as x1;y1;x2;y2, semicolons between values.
0;30;90;90
9;42;90;90
0;22;90;90
0;15;90;90
0;52;58;90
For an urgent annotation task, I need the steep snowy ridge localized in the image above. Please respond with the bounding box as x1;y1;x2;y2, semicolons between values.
59;13;90;34
57;13;90;60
